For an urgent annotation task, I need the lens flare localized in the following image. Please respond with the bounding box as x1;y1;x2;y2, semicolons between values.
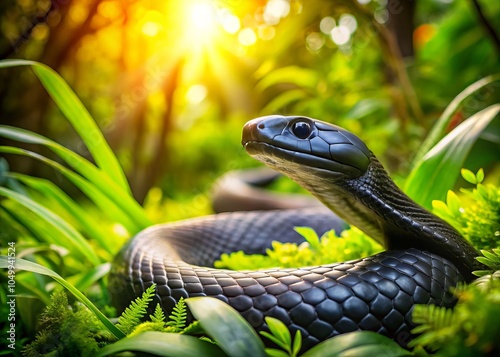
184;0;218;44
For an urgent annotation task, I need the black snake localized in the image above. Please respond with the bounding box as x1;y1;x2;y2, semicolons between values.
109;115;480;350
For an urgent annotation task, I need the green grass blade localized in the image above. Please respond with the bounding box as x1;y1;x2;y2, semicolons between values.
186;297;266;357
16;279;52;305
301;331;412;357
0;146;141;233
1;204;56;244
9;173;114;256
0;59;130;194
95;331;224;357
0;256;125;339
413;74;500;164
68;263;112;291
0;125;150;229
0;187;100;265
405;104;500;209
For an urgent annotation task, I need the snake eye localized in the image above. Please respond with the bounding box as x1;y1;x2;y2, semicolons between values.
292;121;312;139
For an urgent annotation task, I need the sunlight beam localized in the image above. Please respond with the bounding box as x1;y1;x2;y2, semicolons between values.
184;0;218;44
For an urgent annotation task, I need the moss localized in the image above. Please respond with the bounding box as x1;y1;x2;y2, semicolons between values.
22;291;112;357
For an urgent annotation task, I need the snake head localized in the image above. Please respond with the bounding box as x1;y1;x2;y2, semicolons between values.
242;115;371;180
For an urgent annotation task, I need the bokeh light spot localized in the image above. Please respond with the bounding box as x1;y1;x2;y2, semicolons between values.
186;84;208;104
264;0;290;25
414;24;436;49
189;1;217;32
374;8;389;24
306;32;325;52
98;1;122;19
219;9;240;34
142;21;160;37
339;14;357;34
238;28;257;46
258;25;276;40
330;26;351;45
320;16;336;34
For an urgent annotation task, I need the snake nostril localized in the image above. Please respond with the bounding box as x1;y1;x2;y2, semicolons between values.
258;123;265;130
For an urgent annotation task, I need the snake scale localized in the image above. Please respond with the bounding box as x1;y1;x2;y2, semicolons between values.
109;115;481;350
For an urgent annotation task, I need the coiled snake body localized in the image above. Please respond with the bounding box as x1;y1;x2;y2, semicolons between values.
110;116;480;350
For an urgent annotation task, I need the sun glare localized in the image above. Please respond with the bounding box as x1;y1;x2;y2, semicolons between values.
183;0;219;43
142;21;160;37
189;2;217;31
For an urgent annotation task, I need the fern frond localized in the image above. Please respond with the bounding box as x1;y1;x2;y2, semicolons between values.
116;284;156;335
409;304;457;350
166;297;187;332
150;303;166;323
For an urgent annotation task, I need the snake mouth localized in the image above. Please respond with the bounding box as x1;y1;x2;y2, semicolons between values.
244;140;364;178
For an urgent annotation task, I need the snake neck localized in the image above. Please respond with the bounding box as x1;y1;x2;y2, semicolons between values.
302;154;480;281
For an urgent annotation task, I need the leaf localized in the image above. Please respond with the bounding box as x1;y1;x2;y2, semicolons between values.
10;172;114;256
0;145;142;233
116;284;156;335
446;190;462;216
479;249;500;263
475;168;485;183
186;297;266;357
0;256;124;339
0;126;150;229
294;227;321;251
69;263;112;291
404;104;500;209
263;317;291;351
301;331;413;357
95;331;224;357
292;330;302;356
151;304;166;323
166;297;188;331
0;187;99;265
413;74;500;164
344;98;390;120
264;349;290;357
261;89;308;114
0;59;129;193
256;66;318;92
260;331;288;351
461;169;477;184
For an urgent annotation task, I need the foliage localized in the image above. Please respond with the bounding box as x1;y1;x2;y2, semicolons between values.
404;78;500;209
432;168;500;250
475;248;500;278
22;291;113;357
260;317;302;357
409;276;500;356
165;298;188;332
122;295;205;336
215;227;382;270
0;256;124;340
406;171;500;356
0;60;150;343
151;303;166;323
116;284;156;335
